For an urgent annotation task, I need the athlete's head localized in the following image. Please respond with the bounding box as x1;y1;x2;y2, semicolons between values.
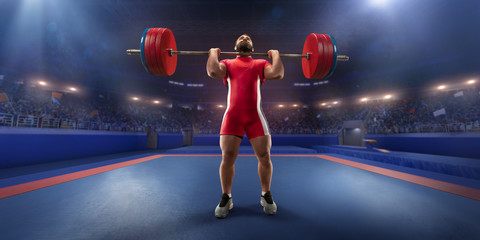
234;34;254;53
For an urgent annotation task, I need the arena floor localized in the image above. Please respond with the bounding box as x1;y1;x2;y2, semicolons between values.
1;148;480;240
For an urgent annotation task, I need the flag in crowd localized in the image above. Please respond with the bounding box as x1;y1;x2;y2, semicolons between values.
433;108;446;117
51;92;63;105
90;110;99;116
52;92;63;99
51;96;61;105
0;92;8;103
454;91;464;98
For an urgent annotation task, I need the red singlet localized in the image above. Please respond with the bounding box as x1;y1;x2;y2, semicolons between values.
219;57;272;139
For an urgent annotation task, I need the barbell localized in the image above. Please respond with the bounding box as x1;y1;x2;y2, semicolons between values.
126;27;349;79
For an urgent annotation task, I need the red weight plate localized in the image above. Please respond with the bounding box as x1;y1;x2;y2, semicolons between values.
149;28;162;75
312;34;327;79
159;28;177;76
302;33;321;79
322;34;334;79
144;28;159;75
321;34;333;79
315;34;334;79
154;28;167;75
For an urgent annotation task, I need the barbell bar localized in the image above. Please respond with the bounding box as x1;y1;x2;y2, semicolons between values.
126;49;350;61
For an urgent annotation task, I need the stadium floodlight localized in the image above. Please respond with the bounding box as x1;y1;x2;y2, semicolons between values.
278;104;284;108
467;79;476;85
437;85;446;90
370;0;389;6
333;101;338;104
218;105;224;108
153;100;160;104
69;87;77;92
321;103;327;106
132;97;139;101
384;95;392;99
38;81;47;86
292;104;298;107
361;98;368;102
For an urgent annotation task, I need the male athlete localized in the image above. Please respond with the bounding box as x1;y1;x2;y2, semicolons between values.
206;34;284;218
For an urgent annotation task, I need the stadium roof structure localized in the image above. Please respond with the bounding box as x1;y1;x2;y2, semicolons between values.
0;0;479;103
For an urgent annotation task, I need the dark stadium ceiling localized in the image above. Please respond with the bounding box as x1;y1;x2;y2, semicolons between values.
0;0;479;103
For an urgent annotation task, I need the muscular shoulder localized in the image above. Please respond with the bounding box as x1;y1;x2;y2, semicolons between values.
254;59;271;74
254;59;269;64
254;59;271;68
219;59;231;66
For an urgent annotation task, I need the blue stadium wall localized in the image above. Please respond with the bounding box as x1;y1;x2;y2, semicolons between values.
0;127;147;168
1;129;479;169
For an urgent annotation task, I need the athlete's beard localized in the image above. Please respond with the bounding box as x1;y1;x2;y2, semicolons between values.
235;41;253;53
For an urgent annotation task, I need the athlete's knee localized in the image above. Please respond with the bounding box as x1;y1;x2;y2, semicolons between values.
223;148;238;157
256;151;271;162
257;152;272;167
220;160;235;169
258;159;272;170
222;150;238;164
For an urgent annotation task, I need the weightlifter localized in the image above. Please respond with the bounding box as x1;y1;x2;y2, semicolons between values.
207;34;284;218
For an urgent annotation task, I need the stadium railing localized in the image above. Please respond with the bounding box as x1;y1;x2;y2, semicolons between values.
0;113;14;127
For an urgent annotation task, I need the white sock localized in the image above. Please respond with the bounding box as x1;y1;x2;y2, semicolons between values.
262;191;266;196
227;193;232;198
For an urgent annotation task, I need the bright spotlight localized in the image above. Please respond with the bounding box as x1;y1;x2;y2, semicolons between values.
292;104;298;107
321;103;327;106
69;87;77;92
278;104;284;108
370;0;389;6
153;100;160;104
38;81;47;86
467;79;476;84
437;85;446;90
384;95;392;99
333;101;338;105
361;98;368;102
218;105;224;108
132;97;139;101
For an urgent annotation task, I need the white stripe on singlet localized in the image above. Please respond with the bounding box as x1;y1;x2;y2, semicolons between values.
256;76;270;135
221;77;232;128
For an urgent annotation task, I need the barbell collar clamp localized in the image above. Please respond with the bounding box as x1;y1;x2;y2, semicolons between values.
126;49;141;55
337;55;349;61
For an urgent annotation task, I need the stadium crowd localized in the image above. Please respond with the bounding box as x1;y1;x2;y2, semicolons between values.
1;81;479;134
